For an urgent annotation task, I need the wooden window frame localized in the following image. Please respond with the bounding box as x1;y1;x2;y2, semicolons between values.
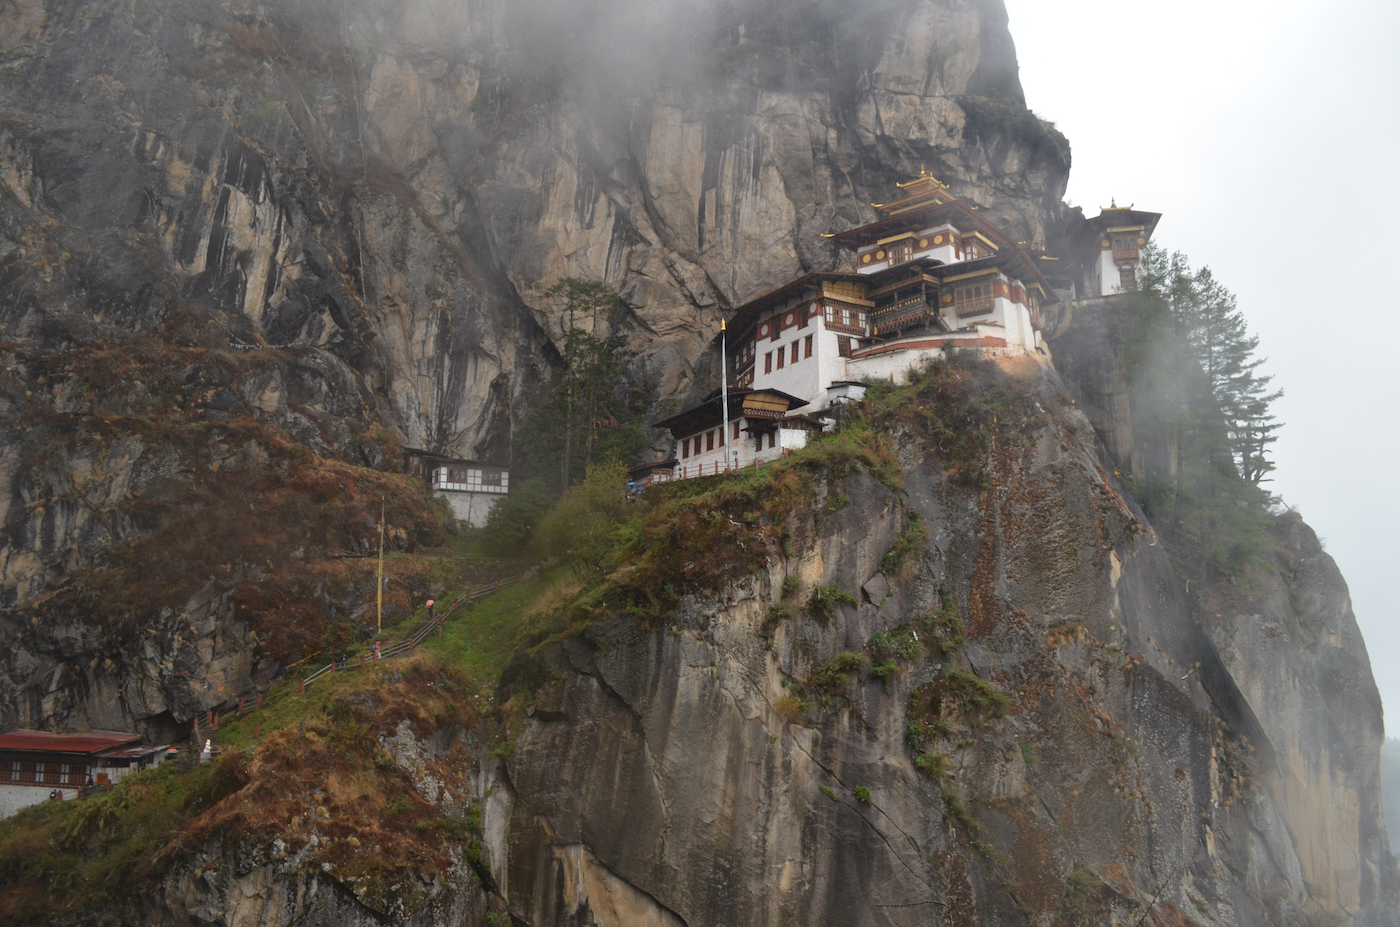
804;334;813;358
764;352;772;374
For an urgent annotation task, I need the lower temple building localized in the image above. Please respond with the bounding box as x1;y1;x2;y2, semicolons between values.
0;730;171;818
654;174;1159;477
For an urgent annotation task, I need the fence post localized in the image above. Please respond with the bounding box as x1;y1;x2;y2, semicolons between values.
465;589;472;605
300;679;306;696
409;637;415;652
256;693;263;709
360;655;366;670
213;711;219;730
207;709;214;728
238;698;244;716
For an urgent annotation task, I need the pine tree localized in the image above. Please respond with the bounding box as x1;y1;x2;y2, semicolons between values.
1138;245;1281;485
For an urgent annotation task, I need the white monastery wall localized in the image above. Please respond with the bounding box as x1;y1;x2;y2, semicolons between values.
437;491;503;528
0;785;77;819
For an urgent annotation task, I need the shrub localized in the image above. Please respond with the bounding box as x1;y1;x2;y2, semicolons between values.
809;651;870;696
532;460;632;573
774;696;807;721
807;585;857;619
853;786;872;806
482;479;557;556
880;510;929;574
941;668;1009;722
915;753;950;778
781;574;801;599
820;786;841;802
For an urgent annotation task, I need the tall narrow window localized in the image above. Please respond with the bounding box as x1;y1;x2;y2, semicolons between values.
804;334;813;358
776;349;785;370
838;336;852;357
765;352;772;374
707;431;715;451
768;432;776;449
732;421;740;440
682;439;690;459
791;342;799;364
1119;266;1137;289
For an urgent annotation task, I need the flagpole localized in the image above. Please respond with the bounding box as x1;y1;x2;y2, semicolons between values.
720;319;729;470
376;497;385;636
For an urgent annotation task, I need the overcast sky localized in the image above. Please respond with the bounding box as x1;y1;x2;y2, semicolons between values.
1002;0;1400;728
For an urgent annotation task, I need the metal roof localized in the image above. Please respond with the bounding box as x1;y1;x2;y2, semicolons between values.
0;730;143;755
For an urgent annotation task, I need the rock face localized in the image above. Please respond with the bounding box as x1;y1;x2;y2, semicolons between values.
496;365;1398;926
0;0;1069;734
2;1;1396;925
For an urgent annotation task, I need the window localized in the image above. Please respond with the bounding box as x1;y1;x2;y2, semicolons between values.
791;342;799;364
954;280;995;316
776;349;784;370
771;318;781;341
888;241;912;266
841;307;851;327
682;438;690;459
804;334;813;358
798;312;808;329
767;432;775;449
707;431;714;451
481;468;502;487
1119;265;1137;290
732;421;740;440
837;336;852;357
764;352;772;374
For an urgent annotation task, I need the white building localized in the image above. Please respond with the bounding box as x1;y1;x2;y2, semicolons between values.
1071;202;1162;298
403;449;510;528
0;730;170;819
654;174;1135;477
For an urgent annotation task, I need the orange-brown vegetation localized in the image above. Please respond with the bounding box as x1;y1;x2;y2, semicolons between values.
11;331;450;659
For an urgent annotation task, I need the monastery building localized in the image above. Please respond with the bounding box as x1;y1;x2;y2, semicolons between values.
653;175;1159;480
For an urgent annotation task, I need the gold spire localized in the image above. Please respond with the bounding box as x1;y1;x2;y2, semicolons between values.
895;166;950;190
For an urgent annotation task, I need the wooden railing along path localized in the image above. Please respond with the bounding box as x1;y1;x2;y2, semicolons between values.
189;572;526;750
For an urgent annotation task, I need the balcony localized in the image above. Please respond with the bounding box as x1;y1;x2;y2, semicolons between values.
871;296;932;336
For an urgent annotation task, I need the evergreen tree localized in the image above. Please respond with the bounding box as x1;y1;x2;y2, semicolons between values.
511;279;648;493
1138;245;1282;485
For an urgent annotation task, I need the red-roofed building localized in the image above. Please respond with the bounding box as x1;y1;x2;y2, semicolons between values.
0;730;172;818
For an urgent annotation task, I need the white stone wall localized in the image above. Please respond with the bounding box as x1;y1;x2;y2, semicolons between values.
0;784;76;819
748;317;853;413
437;491;503;528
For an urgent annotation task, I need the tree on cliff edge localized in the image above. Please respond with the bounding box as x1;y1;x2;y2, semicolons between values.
1139;246;1282;485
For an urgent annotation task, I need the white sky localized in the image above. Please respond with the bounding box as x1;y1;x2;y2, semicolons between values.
1003;0;1400;728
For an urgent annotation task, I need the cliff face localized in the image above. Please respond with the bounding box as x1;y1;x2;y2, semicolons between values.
2;2;1396;926
488;363;1397;927
0;0;1069;734
121;359;1396;927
